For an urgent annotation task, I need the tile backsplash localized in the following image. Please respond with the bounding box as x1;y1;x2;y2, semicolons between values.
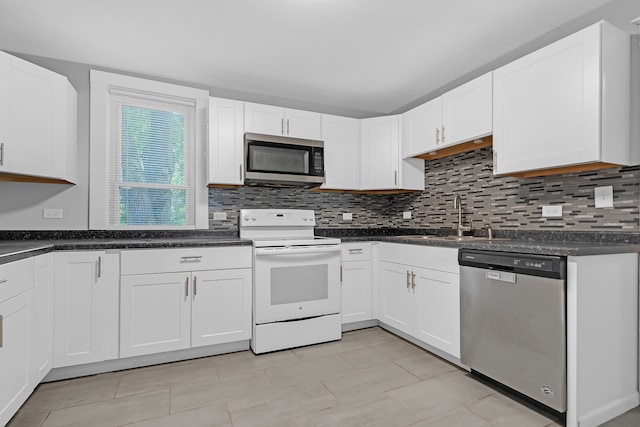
208;147;639;233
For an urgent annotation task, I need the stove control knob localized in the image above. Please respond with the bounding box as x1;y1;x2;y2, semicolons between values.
243;214;250;222
251;215;257;221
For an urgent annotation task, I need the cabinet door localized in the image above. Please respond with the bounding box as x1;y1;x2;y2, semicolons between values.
120;272;191;358
191;269;252;347
401;97;441;158
0;52;9;162
53;251;106;367
284;108;321;140
321;114;360;190
33;253;53;383
361;116;400;190
2;54;56;177
208;97;245;185
0;290;33;427
442;72;492;147
341;261;372;324
377;261;413;335
493;24;604;175
414;268;460;358
245;102;285;136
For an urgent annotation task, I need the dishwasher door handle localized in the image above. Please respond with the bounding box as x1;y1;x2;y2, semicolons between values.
485;270;516;283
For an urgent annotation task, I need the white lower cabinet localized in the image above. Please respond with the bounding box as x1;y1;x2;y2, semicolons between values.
119;247;252;358
340;243;372;324
32;253;53;383
53;251;106;368
191;269;252;347
413;268;460;358
0;257;35;427
120;272;191;357
377;244;460;359
378;261;414;335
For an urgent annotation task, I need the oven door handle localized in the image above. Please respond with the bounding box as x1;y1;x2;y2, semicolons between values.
254;245;341;256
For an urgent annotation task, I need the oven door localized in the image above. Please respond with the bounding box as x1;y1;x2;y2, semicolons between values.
254;244;341;324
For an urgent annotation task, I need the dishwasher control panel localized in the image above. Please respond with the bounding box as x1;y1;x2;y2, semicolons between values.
459;249;566;279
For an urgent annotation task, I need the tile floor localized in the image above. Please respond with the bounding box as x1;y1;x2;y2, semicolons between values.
5;327;635;426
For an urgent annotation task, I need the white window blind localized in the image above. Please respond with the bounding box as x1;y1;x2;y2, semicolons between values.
109;92;195;227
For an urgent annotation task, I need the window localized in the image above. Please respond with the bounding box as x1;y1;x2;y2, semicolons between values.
90;71;209;229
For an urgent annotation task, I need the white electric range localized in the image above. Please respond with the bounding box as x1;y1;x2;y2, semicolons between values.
240;209;342;354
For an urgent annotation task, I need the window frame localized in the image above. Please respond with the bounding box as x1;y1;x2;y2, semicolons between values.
89;70;209;230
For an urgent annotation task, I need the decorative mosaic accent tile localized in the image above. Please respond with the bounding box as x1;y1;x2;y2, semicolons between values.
208;147;639;233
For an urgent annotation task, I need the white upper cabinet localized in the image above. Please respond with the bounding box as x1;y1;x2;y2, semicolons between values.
441;72;492;148
361;115;424;191
0;50;77;183
208;97;245;186
245;102;321;140
493;21;631;177
401;72;492;159
321;114;361;190
401;97;442;158
361;116;400;190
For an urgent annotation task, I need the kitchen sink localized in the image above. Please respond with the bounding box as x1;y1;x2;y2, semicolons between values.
396;235;509;242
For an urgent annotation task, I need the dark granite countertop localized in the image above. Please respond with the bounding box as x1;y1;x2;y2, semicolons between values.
0;229;638;266
339;235;639;256
0;236;251;265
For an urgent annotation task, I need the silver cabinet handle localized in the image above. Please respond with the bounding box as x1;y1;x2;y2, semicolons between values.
493;151;497;173
406;271;410;288
435;128;440;144
411;272;416;289
0;315;3;348
0;142;4;166
348;248;363;254
193;276;197;300
180;256;202;262
441;126;445;143
97;256;102;278
239;164;243;181
394;171;398;186
185;277;189;298
0;279;7;284
286;119;290;135
340;265;343;282
281;118;284;135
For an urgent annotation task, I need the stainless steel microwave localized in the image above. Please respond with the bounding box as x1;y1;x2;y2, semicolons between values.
244;133;325;185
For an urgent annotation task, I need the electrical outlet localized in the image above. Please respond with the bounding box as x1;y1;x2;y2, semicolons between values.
594;186;614;208
43;208;63;219
213;212;227;220
342;213;353;221
403;211;411;219
541;205;563;218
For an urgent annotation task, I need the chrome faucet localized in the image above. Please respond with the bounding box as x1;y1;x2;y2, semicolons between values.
453;193;472;237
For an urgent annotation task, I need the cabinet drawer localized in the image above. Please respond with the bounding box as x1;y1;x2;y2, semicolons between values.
378;243;459;274
121;247;252;275
341;243;371;261
0;257;35;303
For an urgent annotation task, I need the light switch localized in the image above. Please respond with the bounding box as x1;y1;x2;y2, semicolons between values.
594;186;614;208
213;212;227;220
541;206;562;218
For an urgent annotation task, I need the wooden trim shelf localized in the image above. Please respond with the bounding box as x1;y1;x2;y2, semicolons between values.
503;162;622;178
414;136;492;161
0;172;73;185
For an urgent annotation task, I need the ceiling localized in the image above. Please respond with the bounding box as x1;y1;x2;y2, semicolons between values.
0;0;639;117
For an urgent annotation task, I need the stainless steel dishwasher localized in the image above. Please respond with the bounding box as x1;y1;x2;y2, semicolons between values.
459;249;567;413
